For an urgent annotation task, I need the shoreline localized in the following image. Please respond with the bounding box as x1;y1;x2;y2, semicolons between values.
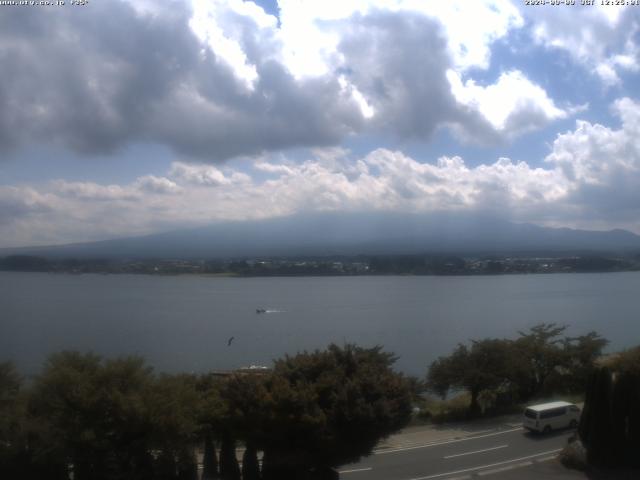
2;268;640;278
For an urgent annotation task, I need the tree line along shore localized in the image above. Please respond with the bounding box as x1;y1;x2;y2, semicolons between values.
2;253;640;276
1;324;638;479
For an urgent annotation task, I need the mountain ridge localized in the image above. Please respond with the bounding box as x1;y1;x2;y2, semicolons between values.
2;212;640;259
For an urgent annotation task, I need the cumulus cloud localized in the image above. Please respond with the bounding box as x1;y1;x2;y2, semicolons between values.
522;4;640;86
0;0;571;162
274;0;522;76
54;182;140;202
0;0;364;161
169;161;250;186
0;150;565;247
447;70;578;137
53;174;186;202
544;97;640;223
4;95;640;247
0;187;53;225
134;176;183;195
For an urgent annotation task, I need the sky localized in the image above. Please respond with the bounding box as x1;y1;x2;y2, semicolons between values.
1;0;640;248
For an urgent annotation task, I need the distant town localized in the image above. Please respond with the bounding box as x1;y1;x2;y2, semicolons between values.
2;253;640;276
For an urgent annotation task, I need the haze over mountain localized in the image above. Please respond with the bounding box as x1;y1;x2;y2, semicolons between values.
3;213;640;260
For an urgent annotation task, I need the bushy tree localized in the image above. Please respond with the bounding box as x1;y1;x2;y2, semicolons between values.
560;332;609;393
258;344;412;478
511;325;608;399
217;373;268;479
513;323;568;399
0;344;415;479
426;325;608;414
196;374;226;480
214;345;411;479
427;339;512;416
27;352;205;480
607;345;640;374
0;362;33;478
146;373;203;479
28;352;158;480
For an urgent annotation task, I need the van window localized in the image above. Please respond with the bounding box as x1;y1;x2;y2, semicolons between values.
524;409;537;419
540;407;566;419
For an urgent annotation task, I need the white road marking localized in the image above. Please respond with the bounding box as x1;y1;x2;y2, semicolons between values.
339;467;373;474
533;455;558;463
477;460;533;476
375;427;523;455
443;444;508;459
375;429;496;453
408;448;562;480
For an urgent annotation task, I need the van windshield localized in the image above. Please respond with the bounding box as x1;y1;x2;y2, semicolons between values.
524;409;537;419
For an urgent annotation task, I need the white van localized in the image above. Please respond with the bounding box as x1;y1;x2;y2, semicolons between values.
522;401;580;433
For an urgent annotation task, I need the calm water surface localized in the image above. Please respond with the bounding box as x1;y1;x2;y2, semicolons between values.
2;272;639;376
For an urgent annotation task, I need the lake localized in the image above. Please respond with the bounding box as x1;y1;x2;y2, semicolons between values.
2;271;639;377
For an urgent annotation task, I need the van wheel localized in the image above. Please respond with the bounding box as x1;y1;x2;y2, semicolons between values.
543;425;552;434
569;420;578;429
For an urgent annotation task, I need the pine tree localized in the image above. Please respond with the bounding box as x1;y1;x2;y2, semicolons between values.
202;433;220;479
241;441;260;480
176;449;198;480
155;450;178;480
219;431;241;480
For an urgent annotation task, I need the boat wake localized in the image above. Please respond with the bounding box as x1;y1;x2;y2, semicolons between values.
256;308;284;314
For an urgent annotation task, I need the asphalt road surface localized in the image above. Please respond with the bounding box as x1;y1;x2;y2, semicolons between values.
339;426;574;480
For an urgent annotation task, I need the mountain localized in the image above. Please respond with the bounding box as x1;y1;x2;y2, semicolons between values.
2;212;640;259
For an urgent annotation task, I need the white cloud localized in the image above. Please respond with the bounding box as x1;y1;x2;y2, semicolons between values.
523;5;640;86
0;186;53;224
4;96;640;247
338;75;375;119
52;175;182;202
447;69;570;135
273;0;522;77
543;98;640;225
134;175;182;194
54;181;140;202
254;161;296;175
169;161;249;186
0;0;566;162
189;0;275;90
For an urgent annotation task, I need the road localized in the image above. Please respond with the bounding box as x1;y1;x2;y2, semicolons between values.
339;425;574;480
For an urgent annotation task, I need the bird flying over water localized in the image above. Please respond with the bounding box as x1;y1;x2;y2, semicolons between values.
227;336;234;346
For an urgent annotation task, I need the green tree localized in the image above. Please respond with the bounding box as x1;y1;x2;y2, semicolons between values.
146;373;202;478
426;339;513;416
155;449;178;480
176;448;198;480
196;373;228;480
29;352;157;480
607;345;640;374
512;323;568;399
259;344;412;479
0;362;33;478
560;331;609;393
201;433;220;480
219;431;241;480
217;373;269;479
241;441;261;480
